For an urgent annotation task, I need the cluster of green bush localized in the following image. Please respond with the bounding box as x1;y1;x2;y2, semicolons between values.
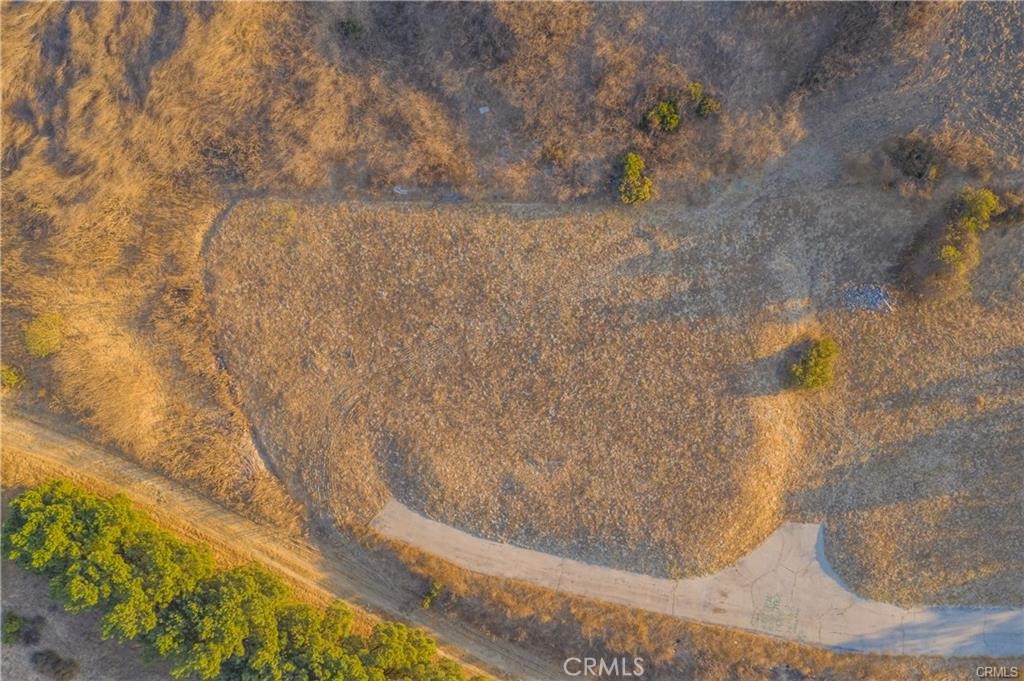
935;187;1002;278
685;81;721;119
643;82;721;134
790;337;839;390
3;611;25;643
625;82;722;205
421;581;443;610
644;100;680;133
2;481;478;681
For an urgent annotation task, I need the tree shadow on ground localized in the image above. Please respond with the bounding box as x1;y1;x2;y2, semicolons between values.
726;341;811;397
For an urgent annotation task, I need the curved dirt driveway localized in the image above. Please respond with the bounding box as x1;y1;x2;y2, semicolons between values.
371;502;1024;658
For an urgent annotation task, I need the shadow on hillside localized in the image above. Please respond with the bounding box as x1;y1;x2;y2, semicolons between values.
793;398;1023;605
791;403;1024;516
867;345;1024;411
834;607;1024;657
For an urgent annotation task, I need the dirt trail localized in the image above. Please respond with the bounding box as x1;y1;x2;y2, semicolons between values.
0;408;565;681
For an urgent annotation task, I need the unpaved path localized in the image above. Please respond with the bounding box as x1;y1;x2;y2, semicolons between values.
372;501;1024;658
0;410;565;681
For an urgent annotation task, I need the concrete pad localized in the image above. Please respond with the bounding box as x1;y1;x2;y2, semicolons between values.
371;499;1024;657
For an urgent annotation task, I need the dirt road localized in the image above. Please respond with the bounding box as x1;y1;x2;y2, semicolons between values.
0;409;565;681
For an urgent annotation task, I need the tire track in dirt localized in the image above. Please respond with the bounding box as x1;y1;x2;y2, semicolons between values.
0;408;566;681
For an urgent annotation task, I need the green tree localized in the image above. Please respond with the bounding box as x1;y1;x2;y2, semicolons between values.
321;600;354;642
277;601;368;681
362;622;438;678
2;480;213;642
149;564;287;680
5;482;471;681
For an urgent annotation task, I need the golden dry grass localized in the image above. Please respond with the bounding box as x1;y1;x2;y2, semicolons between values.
208;201;805;576
209;175;1023;605
2;5;1022;672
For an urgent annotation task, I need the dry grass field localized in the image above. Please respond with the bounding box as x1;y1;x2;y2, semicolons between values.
209;180;1023;606
2;2;1023;673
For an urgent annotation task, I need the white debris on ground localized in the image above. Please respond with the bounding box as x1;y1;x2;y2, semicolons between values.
842;285;894;312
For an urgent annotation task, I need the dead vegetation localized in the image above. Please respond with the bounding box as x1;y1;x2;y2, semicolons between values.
881;126;997;198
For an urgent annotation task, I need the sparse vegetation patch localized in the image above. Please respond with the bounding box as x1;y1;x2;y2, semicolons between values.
30;649;80;681
684;81;720;118
422;581;444;609
696;95;722;119
2;611;24;643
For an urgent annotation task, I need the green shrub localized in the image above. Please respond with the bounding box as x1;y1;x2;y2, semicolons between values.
2;612;23;644
938;244;964;268
685;81;704;103
954;187;1002;232
618;152;653;205
334;18;363;39
1;364;25;390
421;581;443;609
24;313;63;357
645;99;680;133
696;95;721;118
791;337;839;390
